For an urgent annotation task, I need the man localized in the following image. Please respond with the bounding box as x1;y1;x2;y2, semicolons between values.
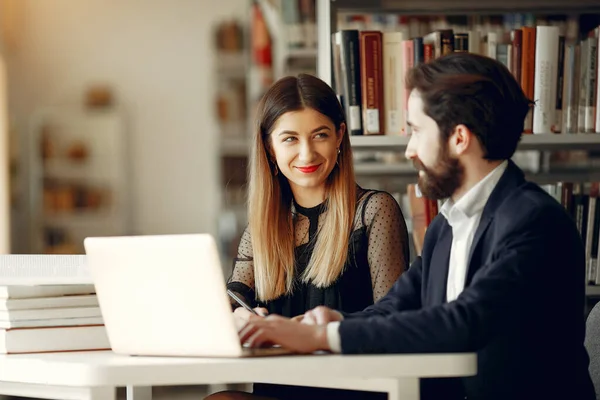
239;53;595;400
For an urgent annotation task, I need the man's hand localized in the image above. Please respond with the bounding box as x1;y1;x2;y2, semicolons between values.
301;306;344;325
239;314;331;354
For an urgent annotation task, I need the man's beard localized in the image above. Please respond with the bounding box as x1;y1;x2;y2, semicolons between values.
412;143;464;200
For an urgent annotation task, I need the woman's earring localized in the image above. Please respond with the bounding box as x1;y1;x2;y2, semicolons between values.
337;148;341;155
274;164;279;176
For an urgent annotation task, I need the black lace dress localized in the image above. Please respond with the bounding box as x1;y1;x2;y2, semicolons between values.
227;187;409;400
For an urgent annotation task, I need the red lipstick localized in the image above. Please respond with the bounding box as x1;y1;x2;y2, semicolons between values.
297;165;320;173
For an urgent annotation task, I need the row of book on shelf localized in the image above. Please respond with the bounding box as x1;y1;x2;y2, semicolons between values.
331;21;600;136
0;255;108;354
544;182;600;286
407;181;600;287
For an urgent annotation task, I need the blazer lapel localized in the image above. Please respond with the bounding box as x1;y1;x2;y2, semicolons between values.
465;160;525;284
465;213;493;282
429;222;453;305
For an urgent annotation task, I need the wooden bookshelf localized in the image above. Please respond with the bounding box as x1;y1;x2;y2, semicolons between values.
354;163;600;186
317;0;600;84
350;134;600;152
321;1;600;293
28;108;130;254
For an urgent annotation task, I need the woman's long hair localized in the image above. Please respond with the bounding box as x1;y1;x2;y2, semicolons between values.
249;74;356;301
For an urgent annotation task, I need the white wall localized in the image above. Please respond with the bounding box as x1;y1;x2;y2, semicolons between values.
0;16;10;253
5;0;247;251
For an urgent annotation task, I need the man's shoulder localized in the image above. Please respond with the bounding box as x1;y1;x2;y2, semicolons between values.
427;181;570;233
496;181;566;221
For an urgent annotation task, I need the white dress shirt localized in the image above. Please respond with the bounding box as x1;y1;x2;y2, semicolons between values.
326;160;508;353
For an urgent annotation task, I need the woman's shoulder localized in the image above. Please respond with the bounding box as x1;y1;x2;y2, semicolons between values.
356;187;400;210
354;187;403;225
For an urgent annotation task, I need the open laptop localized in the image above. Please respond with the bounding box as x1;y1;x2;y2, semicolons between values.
84;233;292;357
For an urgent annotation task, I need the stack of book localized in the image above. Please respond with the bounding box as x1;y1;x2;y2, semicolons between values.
0;255;109;354
0;284;109;354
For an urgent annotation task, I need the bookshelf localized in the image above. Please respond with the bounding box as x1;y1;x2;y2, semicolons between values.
351;133;600;152
317;0;600;297
255;0;318;80
28;107;130;254
317;0;600;85
213;16;251;272
213;1;318;271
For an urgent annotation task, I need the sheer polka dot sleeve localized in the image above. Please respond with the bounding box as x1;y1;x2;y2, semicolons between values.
363;191;409;302
226;225;256;308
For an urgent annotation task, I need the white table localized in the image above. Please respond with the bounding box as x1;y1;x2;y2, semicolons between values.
0;350;476;400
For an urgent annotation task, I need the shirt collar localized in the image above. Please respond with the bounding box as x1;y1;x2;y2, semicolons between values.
440;160;508;223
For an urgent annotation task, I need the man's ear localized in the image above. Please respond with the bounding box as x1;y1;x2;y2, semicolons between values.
449;124;473;156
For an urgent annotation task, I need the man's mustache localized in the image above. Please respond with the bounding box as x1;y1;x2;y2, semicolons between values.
412;159;426;172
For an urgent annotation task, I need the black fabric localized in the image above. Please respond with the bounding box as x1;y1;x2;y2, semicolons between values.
227;187;409;312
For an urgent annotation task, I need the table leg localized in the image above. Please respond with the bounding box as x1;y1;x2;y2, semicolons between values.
127;385;152;400
387;378;420;400
83;387;116;400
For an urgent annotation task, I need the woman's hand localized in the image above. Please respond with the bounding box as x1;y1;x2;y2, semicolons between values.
233;307;268;330
291;314;305;322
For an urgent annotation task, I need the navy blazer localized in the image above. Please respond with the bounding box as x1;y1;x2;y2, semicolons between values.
338;161;595;400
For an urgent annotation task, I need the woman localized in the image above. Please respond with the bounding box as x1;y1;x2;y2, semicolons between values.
214;73;409;400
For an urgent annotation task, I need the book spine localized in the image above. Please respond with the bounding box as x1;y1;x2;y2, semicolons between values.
485;32;498;59
331;32;343;106
533;26;559;134
506;44;513;75
553;35;566;133
596;33;600;132
423;31;441;58
454;33;469;53
359;31;384;135
564;44;581;133
468;30;481;55
585;37;597;133
586;186;598;282
383;32;405;136
338;30;363;135
423;43;434;62
510;29;523;83
497;44;509;69
440;29;454;55
402;39;415;134
578;40;589;132
413;37;424;66
521;26;536;133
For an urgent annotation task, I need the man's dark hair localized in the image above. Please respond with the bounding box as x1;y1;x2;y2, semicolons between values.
406;52;533;160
